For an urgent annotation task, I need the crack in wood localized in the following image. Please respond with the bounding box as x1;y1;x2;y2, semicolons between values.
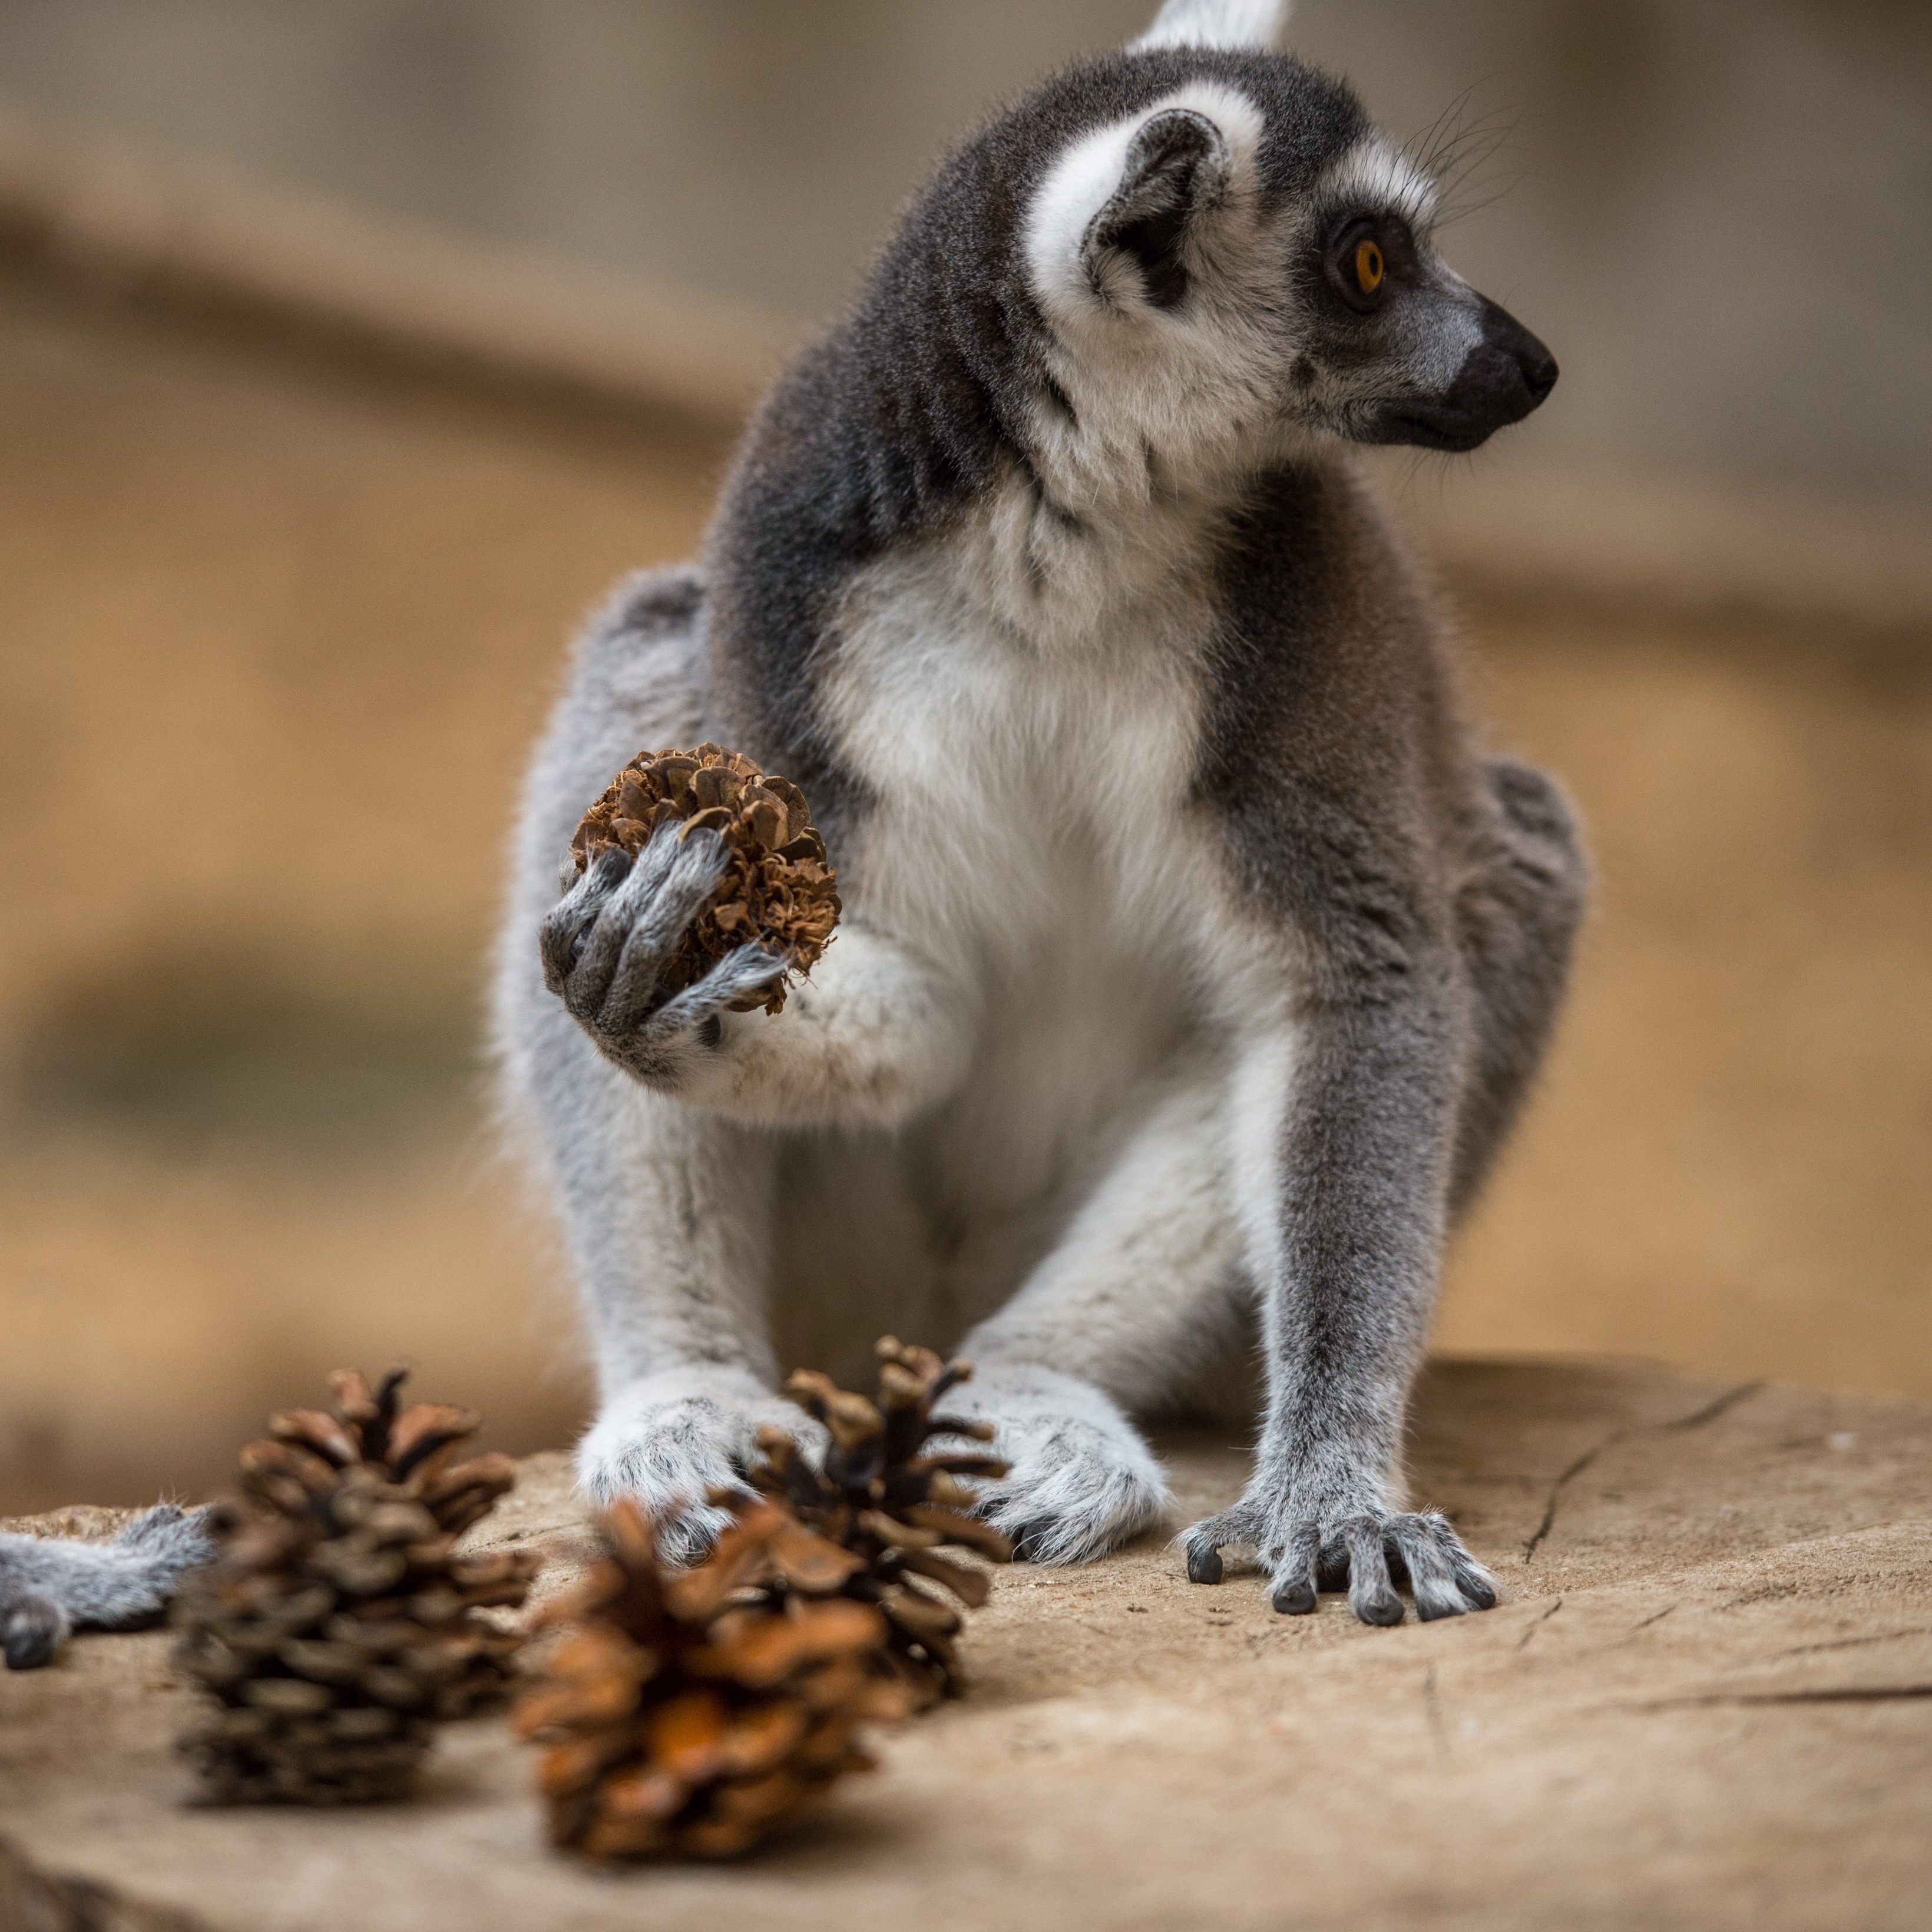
1515;1597;1564;1650
1765;1626;1932;1662
1422;1663;1450;1756
1521;1381;1766;1565
1625;1685;1932;1710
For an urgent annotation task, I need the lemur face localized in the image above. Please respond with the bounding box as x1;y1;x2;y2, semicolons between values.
1022;59;1556;464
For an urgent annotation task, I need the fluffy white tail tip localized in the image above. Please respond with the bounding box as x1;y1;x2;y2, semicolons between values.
1134;0;1290;52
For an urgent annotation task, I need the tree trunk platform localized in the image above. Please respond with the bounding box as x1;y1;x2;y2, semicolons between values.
4;1357;1928;1931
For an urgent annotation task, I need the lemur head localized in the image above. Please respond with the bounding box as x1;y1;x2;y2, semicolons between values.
957;0;1556;484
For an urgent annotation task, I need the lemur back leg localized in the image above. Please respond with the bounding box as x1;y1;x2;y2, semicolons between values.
1448;756;1589;1214
957;1070;1249;1563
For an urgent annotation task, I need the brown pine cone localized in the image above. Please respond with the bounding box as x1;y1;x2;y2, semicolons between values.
752;1338;1013;1709
173;1368;540;1805
570;743;840;1016
515;1497;909;1861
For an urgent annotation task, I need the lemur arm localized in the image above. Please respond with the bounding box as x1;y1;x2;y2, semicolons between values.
679;922;975;1127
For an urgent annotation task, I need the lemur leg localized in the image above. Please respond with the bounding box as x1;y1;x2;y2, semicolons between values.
1449;756;1587;1213
1179;995;1500;1626
957;1073;1249;1563
521;999;820;1563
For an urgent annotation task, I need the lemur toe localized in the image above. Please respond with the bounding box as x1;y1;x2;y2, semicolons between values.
1345;1519;1407;1626
1177;1502;1265;1585
1006;1521;1059;1564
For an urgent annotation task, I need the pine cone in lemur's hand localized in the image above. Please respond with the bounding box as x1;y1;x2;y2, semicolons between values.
570;743;841;1016
173;1368;540;1805
752;1337;1014;1710
515;1497;909;1861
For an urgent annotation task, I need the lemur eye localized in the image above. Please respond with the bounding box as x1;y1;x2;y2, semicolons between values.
1324;220;1402;312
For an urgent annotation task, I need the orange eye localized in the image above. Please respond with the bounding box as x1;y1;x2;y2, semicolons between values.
1354;237;1385;296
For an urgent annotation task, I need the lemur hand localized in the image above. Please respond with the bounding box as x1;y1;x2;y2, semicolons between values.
540;823;789;1079
2;1502;215;1669
1180;1480;1497;1625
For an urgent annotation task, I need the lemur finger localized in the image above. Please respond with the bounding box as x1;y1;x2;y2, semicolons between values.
637;947;789;1043
570;826;700;1021
1388;1514;1467;1621
1345;1516;1405;1626
590;829;734;1034
1268;1522;1321;1615
540;846;633;995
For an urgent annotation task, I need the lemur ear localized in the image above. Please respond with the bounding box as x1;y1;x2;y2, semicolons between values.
1083;109;1233;309
1134;0;1290;52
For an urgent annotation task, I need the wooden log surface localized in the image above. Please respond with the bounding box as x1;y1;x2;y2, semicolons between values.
3;1358;1929;1932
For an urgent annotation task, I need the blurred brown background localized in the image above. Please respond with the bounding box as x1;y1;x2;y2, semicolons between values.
1;1;1927;1516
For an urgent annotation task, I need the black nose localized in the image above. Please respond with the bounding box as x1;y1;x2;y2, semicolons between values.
1518;336;1559;405
1354;294;1558;454
1478;297;1557;411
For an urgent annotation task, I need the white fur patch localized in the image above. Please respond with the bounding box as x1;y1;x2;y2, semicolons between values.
1021;83;1319;515
1024;82;1268;333
1321;136;1437;234
1134;0;1290;51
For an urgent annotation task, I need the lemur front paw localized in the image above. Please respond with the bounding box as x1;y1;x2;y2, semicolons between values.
575;1369;826;1567
958;1365;1172;1565
1180;1495;1497;1625
540;825;788;1077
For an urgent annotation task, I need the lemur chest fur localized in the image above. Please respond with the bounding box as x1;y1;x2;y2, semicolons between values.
811;491;1256;1208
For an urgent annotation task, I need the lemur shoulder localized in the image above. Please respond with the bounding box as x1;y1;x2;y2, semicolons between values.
494;0;1586;1625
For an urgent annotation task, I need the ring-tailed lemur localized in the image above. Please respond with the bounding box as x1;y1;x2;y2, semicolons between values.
494;0;1585;1624
1;1504;213;1668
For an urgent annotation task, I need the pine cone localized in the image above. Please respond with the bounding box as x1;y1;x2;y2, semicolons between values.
173;1368;540;1805
515;1497;909;1860
570;743;840;1015
752;1338;1013;1709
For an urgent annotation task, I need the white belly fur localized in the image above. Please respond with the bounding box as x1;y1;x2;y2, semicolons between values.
767;528;1259;1381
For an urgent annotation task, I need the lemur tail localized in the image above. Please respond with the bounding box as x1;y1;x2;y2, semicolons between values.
2;1592;71;1670
0;1502;216;1670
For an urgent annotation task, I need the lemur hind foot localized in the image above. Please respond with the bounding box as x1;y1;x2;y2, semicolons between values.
574;1368;829;1567
955;1366;1173;1565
